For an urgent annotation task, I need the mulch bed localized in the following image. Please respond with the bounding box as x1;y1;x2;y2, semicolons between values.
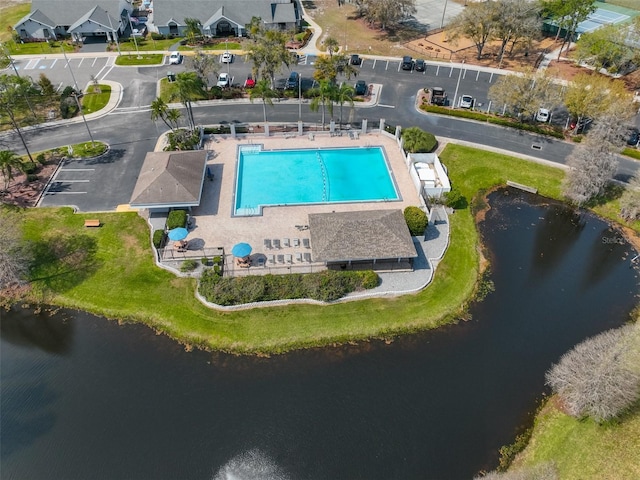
1;161;59;208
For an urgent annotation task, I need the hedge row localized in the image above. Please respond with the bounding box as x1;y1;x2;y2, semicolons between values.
622;147;640;160
420;104;565;139
199;269;379;305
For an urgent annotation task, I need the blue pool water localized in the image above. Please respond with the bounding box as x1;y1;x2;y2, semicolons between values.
234;146;399;215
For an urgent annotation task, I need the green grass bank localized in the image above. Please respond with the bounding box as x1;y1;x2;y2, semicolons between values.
17;141;571;355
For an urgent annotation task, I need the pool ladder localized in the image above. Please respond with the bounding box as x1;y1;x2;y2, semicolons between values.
316;152;329;202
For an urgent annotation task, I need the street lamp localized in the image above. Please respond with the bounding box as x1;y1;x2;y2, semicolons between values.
440;0;449;29
452;60;464;109
298;73;302;120
106;10;121;55
61;45;95;146
127;11;141;59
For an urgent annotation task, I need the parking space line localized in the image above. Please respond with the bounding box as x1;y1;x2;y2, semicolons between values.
53;179;91;182
59;168;96;171
449;66;454;77
372;59;376;69
436;65;441;76
45;191;87;195
25;59;39;70
396;61;400;72
51;59;57;68
92;57;97;67
476;70;480;81
78;58;84;67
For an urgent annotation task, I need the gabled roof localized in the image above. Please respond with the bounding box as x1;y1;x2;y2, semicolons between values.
153;0;297;27
309;210;418;263
203;8;243;29
68;6;119;33
29;0;123;27
130;151;209;208
14;9;57;30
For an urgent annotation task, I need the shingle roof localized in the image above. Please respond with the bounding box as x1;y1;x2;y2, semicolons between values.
309;209;418;263
154;0;297;27
130;151;208;208
15;9;57;30
29;0;122;27
68;6;119;32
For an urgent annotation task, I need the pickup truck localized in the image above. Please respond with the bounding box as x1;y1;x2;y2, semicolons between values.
430;87;447;106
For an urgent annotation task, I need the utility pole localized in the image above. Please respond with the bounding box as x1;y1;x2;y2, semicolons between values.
127;11;141;59
106;11;121;55
61;46;95;146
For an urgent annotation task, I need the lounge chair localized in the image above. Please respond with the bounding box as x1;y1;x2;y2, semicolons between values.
293;238;299;247
273;239;281;249
295;252;302;262
285;254;292;264
277;254;284;264
302;238;310;248
283;238;290;247
268;254;275;264
304;252;312;262
264;239;272;249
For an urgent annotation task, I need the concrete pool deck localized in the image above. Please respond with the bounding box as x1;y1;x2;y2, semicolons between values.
182;132;425;277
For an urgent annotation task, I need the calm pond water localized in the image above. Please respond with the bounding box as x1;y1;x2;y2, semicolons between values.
2;190;639;480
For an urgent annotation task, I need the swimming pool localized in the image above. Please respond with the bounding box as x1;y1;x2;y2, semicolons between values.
234;146;399;216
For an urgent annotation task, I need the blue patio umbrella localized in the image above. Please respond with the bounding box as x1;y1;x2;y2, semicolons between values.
168;227;188;241
231;242;252;258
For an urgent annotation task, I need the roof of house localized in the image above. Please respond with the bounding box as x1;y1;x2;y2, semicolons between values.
308;209;418;263
28;0;123;27
68;6;119;33
153;0;297;27
130;150;209;208
15;9;57;30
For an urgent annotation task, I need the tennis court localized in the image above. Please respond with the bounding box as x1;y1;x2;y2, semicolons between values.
577;8;631;33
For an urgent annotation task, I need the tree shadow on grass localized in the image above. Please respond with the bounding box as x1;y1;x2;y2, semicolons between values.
29;234;102;293
583;184;625;209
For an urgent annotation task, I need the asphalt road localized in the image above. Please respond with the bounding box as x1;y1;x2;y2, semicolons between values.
2;53;638;211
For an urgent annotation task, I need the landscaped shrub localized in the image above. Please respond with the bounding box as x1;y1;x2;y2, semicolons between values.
444;187;466;209
36;153;46;165
152;230;165;248
151;32;166;40
198;269;379;306
26;174;39;183
166;210;187;229
165;129;200;151
404;206;428;235
401;126;437;153
622;147;640;160
22;162;37;174
60;96;79;119
180;259;198;272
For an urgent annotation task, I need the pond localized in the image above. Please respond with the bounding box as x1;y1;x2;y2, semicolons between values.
2;189;638;479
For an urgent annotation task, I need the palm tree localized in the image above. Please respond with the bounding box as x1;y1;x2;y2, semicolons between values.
335;83;355;127
170;72;205;131
249;79;277;123
183;17;202;45
0;150;24;192
309;80;336;127
324;37;339;57
166;108;182;130
150;97;173;131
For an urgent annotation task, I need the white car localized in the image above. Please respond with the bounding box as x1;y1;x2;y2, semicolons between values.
168;52;182;65
217;72;230;88
460;95;473;109
220;52;233;64
536;108;550;123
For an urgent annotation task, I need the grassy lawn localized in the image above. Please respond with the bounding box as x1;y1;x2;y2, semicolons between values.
622;147;640;160
19;141;108;162
158;77;208;103
178;42;242;51
510;400;640;479
0;3;30;42
116;38;178;52
115;53;163;66
10;143;574;355
81;85;111;114
306;0;421;57
5;40;75;55
606;0;640;10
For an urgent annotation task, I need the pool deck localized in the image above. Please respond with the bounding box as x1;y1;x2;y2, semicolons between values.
183;132;425;276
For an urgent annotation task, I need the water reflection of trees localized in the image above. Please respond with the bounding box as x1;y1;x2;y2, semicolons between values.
1;307;73;354
530;206;586;280
580;226;633;291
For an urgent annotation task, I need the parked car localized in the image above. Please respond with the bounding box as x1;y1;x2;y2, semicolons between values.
168;52;182;65
217;72;230;88
414;59;425;72
460;94;474;109
354;80;367;96
285;71;300;89
569;116;592;134
536;108;550;123
350;54;361;66
430;87;447;106
220;52;233;63
627;128;639;146
401;56;413;71
244;74;255;89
